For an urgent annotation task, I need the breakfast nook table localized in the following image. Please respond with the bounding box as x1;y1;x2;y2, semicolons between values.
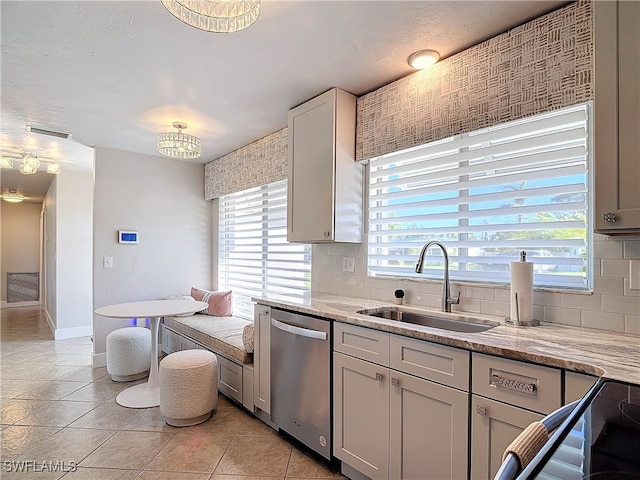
95;299;207;408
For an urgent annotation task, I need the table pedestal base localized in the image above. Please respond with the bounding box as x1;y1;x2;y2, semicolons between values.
116;382;160;408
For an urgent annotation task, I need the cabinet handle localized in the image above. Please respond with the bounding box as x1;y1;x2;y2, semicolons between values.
476;405;487;416
603;212;617;223
490;374;537;395
391;377;400;387
376;373;384;382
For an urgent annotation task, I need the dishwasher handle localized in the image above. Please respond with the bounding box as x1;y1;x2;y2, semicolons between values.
271;318;327;340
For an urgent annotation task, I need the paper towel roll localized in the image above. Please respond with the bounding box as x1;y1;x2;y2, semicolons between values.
510;261;533;323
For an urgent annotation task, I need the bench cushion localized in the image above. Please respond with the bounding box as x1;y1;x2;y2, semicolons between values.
163;314;253;364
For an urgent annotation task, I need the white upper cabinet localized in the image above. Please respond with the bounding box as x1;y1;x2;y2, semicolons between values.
287;88;363;243
594;0;640;232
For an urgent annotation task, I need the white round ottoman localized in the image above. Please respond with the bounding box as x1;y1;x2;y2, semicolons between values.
159;349;218;427
106;327;151;382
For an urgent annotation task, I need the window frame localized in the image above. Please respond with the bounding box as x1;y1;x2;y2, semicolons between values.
364;102;594;291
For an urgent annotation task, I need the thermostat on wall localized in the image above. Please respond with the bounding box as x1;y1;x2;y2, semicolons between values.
118;230;138;244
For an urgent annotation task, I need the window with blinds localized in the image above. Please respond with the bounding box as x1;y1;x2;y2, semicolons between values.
367;103;591;289
219;179;311;319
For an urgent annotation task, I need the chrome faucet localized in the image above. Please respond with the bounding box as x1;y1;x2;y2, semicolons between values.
415;241;460;312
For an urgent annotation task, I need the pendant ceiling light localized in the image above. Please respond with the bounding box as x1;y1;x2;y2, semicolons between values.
161;0;261;33
158;122;202;159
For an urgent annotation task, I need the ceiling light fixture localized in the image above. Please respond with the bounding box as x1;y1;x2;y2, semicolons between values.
158;122;202;159
1;189;25;203
46;163;62;174
161;0;261;33
408;50;440;70
19;154;40;175
0;157;13;169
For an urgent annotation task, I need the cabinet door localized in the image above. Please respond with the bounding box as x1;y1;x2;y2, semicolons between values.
288;89;336;242
389;372;468;480
564;371;597;404
333;352;389;480
253;305;271;414
594;0;640;231
471;395;543;480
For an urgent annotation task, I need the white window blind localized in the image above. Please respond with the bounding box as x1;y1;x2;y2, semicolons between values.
368;103;591;289
219;179;311;319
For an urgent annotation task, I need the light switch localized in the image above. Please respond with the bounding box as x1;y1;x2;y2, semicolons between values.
103;256;113;269
630;260;640;290
343;256;355;273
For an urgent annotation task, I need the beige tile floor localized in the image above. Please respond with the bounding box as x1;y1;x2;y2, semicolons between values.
1;307;345;480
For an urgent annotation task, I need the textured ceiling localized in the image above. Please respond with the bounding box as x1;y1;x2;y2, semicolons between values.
1;0;569;201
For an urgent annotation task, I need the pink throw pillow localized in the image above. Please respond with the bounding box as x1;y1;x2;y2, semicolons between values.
190;287;233;317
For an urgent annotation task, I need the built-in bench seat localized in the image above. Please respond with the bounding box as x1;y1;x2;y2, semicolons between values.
161;314;254;410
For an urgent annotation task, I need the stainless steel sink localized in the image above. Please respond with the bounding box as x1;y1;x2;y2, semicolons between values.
356;307;497;333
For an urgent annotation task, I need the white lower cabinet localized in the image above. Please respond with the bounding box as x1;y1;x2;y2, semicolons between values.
253;305;271;414
333;323;469;480
470;395;543;479
334;352;389;480
389;371;468;480
470;352;562;480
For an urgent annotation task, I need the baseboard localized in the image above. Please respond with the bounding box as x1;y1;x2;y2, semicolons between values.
44;309;55;335
54;324;93;340
93;352;106;368
1;300;41;308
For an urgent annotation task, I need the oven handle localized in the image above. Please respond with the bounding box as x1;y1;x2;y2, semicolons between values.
271;318;327;340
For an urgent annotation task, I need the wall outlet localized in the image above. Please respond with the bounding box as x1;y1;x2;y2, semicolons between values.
630;260;640;290
103;256;113;269
343;256;355;273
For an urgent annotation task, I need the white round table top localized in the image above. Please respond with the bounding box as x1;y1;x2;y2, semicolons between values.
95;299;208;318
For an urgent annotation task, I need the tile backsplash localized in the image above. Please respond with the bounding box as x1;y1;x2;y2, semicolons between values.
312;234;640;334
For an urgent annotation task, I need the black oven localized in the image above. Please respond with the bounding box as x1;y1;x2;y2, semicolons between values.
520;380;640;479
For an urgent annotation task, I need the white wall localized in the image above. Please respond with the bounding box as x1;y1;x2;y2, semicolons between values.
93;148;212;361
43;179;57;325
41;167;95;339
0;202;42;303
56;169;94;335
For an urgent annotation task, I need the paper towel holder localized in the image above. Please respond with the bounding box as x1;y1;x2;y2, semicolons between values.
505;291;540;326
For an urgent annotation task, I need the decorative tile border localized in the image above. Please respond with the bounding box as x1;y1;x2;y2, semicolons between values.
204;128;288;200
356;0;592;161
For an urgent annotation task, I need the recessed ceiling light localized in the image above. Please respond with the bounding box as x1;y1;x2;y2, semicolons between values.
408;50;440;70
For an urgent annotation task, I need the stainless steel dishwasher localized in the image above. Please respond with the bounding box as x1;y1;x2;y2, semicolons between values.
270;308;332;460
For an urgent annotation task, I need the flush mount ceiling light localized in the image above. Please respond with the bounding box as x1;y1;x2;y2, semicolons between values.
46;163;62;174
19;154;40;175
161;0;261;33
408;49;441;70
4;153;63;175
1;189;25;203
158;122;202;159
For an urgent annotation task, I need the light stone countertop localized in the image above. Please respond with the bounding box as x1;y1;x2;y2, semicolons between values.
253;293;640;385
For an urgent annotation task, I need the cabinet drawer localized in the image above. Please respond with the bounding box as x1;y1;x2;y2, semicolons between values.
390;335;469;391
334;322;389;366
472;353;561;414
218;355;243;403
